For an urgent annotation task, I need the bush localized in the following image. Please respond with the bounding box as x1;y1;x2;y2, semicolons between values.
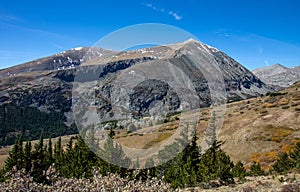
273;141;300;173
249;162;264;176
232;161;246;180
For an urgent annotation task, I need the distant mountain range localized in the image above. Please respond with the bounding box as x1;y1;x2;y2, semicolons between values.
0;39;272;146
252;64;300;89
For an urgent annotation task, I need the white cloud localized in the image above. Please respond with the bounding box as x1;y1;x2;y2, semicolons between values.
143;2;182;21
264;60;269;66
168;11;182;21
145;3;164;12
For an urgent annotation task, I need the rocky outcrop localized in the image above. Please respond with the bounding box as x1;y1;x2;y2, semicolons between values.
129;79;180;118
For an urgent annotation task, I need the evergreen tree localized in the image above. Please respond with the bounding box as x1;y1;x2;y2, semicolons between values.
45;138;53;168
198;141;234;184
31;134;47;182
100;136;131;174
289;141;300;169
54;137;64;171
58;136;99;178
232;161;246;180
24;140;32;173
272;142;300;173
85;125;97;152
5;135;24;171
273;153;293;173
205;111;218;148
158;125;201;188
249;162;264;176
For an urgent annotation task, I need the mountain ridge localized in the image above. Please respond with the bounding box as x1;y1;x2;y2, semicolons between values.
252;63;300;88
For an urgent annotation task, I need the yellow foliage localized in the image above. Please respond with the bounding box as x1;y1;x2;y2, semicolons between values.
278;98;289;106
280;144;294;153
250;150;278;164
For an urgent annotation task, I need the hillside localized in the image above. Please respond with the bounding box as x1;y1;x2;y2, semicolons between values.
111;81;300;170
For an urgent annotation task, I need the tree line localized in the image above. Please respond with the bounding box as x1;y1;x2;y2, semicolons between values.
0;104;78;146
1;128;288;188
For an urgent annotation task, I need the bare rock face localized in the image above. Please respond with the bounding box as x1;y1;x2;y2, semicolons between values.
129;79;180;118
0;39;272;145
253;64;300;89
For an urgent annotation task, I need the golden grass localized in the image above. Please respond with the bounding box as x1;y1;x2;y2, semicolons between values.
142;132;173;149
278;98;289;106
263;103;277;108
280;143;295;153
252;126;294;143
250;150;278;164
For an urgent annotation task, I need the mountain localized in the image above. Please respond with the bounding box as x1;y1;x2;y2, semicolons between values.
0;39;272;146
0;47;115;78
252;64;300;88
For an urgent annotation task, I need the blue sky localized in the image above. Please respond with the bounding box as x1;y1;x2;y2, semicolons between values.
0;0;300;70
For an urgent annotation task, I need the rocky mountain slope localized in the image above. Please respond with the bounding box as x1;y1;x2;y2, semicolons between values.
253;64;300;88
0;47;115;78
0;39;272;146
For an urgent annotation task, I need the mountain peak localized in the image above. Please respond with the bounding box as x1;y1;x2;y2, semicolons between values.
184;38;199;43
273;63;287;69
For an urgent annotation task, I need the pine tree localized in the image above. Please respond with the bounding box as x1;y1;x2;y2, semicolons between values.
45;138;53;168
289;141;300;169
272;141;300;173
5;135;24;172
58;136;99;179
249;162;264;176
188;128;201;173
31;134;46;182
85;125;97;152
198;141;234;184
232;161;246;180
24;140;32;173
54;137;64;171
273;153;293;173
158;125;202;188
205;111;218;148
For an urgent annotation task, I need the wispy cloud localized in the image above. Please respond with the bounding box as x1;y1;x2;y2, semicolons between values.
145;3;165;13
0;13;21;23
0;13;70;41
264;60;269;66
168;11;182;21
0;20;70;40
143;2;182;21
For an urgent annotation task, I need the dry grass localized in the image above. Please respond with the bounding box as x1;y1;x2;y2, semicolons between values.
142;132;173;149
250;150;278;164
